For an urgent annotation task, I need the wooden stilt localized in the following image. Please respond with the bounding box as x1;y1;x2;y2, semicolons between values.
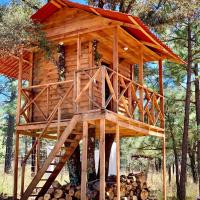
81;121;88;200
13;132;19;199
99;119;105;200
162;136;166;200
116;124;120;200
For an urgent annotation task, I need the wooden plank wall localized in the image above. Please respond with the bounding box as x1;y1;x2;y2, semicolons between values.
32;41;90;122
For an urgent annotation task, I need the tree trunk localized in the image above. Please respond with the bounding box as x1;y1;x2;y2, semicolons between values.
67;144;81;186
188;143;198;183
31;137;36;175
179;23;192;200
4;110;15;173
87;128;97;182
168;112;180;197
97;134;115;179
4;89;16;174
168;165;171;185
194;63;200;194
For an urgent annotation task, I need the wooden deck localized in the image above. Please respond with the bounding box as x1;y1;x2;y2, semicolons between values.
17;109;164;138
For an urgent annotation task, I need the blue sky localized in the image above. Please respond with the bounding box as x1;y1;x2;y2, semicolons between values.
0;0;86;5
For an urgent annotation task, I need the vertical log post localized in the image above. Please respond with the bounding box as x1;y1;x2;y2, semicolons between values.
13;132;19;199
16;49;23;125
81;121;88;200
159;59;164;128
99;119;105;200
113;27;119;113
102;66;106;109
14;48;23;199
139;47;144;122
162;136;167;200
28;52;33;122
88;41;94;110
75;35;81;112
116;124;120;200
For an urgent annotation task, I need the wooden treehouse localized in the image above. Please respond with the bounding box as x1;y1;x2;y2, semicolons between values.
0;0;184;199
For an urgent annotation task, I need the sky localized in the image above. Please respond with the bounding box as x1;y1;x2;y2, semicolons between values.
0;0;86;5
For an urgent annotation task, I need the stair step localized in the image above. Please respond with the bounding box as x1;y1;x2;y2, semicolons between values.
45;171;53;173
50;163;57;165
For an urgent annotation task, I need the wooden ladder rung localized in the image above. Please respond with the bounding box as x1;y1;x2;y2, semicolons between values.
40;179;48;181
45;171;53;173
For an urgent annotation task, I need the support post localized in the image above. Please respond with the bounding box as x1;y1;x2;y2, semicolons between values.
88;41;94;110
139;47;144;122
16;49;23;125
13;132;19;199
162;136;166;200
113;27;119;113
159;59;164;128
81;121;88;200
99;119;105;200
116;124;120;200
75;34;81;112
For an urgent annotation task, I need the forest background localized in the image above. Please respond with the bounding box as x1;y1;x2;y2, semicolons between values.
0;0;199;199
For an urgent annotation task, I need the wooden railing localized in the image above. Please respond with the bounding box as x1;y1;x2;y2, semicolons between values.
18;67;164;128
20;80;74;195
75;66;164;128
19;80;74;123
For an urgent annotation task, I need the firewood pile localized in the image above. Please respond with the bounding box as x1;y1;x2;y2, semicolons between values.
38;173;157;200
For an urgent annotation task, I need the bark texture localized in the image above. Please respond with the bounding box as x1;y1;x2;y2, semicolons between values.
4;89;16;174
179;23;192;200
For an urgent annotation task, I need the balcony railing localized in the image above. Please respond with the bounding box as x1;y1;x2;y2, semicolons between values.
19;66;164;128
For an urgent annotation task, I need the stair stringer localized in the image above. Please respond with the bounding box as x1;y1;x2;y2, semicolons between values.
35;136;82;199
20;115;81;200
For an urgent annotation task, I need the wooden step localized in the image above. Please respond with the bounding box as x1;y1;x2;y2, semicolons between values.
45;171;53;173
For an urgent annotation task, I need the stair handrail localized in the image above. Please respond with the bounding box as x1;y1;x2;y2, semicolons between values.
20;81;73;195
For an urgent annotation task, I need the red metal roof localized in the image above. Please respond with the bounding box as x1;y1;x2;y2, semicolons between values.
0;0;185;79
31;0;185;65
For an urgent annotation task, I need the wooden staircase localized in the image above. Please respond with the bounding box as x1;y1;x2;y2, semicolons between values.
20;115;81;200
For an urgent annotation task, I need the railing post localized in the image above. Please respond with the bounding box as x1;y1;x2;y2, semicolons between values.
16;48;23;125
76;34;81;113
113;27;119;113
101;66;106;109
159;59;164;128
139;47;144;122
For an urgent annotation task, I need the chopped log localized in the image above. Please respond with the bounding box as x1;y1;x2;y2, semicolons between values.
52;180;61;189
43;194;51;200
54;189;63;199
140;189;149;200
65;194;72;200
47;188;54;195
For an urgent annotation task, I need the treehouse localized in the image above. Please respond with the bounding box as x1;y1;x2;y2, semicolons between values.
0;0;185;199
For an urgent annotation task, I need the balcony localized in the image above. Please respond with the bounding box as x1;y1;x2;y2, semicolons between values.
18;66;164;129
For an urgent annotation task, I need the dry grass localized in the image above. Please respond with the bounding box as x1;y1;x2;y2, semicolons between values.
0;164;198;199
